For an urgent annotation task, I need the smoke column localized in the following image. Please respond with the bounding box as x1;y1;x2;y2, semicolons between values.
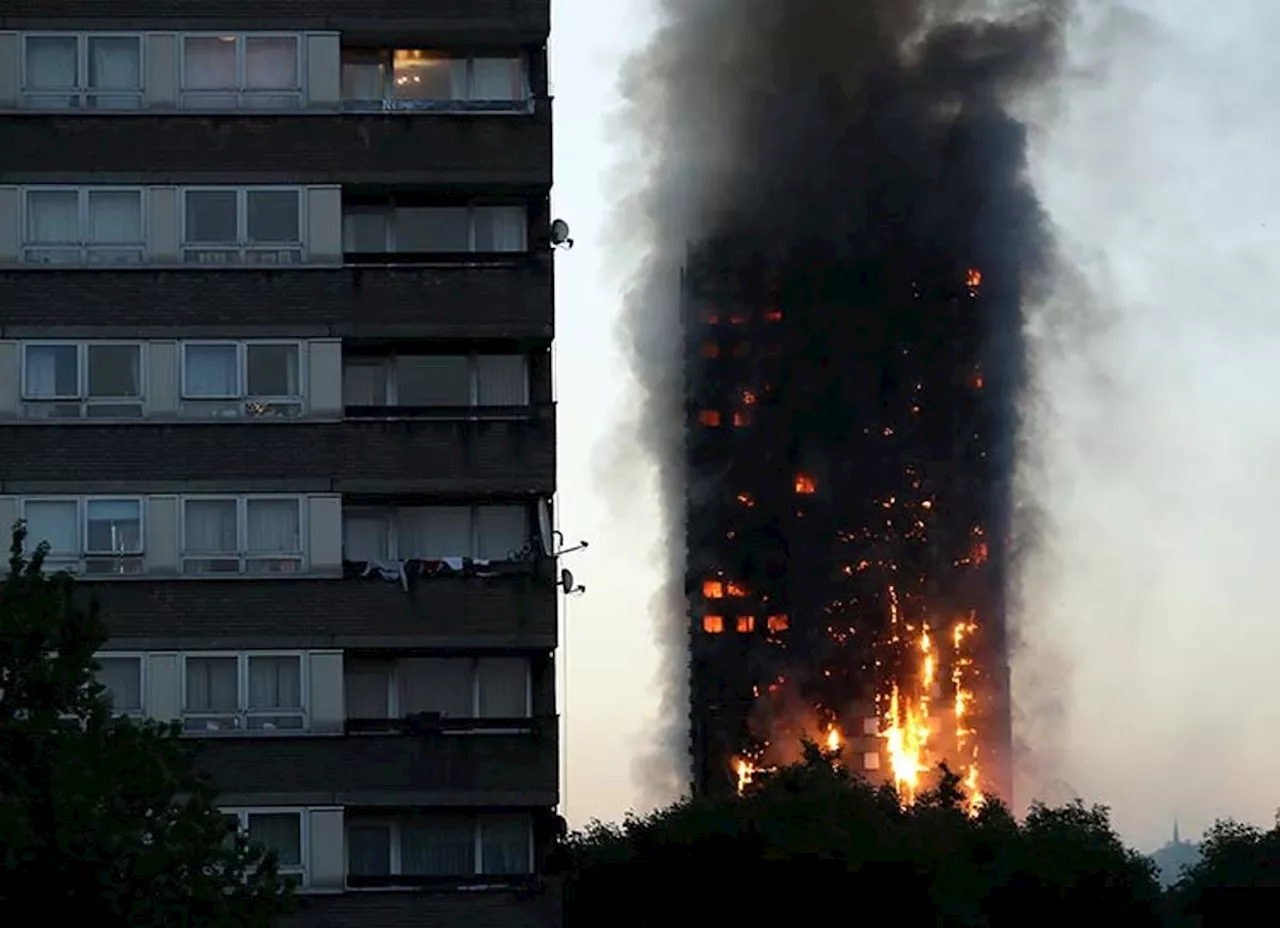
608;0;1066;807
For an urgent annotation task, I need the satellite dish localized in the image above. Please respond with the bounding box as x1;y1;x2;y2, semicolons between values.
550;218;574;249
560;568;574;591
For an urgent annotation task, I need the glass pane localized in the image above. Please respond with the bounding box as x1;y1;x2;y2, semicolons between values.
24;344;79;398
476;658;528;718
395;356;470;406
184;36;236;90
247;656;301;710
95;656;142;711
87;37;142;90
480;816;530;875
86;499;142;554
246;190;299;243
185;656;238;711
248;813;301;867
244;37;298;90
343;515;389;561
342;362;388;406
341;54;385;99
342;212;388;252
473;206;527;252
26;191;80;244
183;344;239;397
401;818;474;876
399;658;472;717
395;207;469;251
471;58;522;101
344;661;391;718
25;36;77;89
391;49;456;100
347;824;392;876
87;344;141;398
397;507;472;560
185;191;238;244
246;499;300;554
184;500;238;554
475;506;528;561
87;191;142;244
476;356;527;406
246;344;299;397
24;500;79;554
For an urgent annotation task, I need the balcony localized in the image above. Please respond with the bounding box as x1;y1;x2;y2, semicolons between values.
0;109;552;186
0;1;552;40
0;263;554;339
193;728;559;806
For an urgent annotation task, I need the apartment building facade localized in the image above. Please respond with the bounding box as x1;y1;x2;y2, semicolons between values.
0;2;559;926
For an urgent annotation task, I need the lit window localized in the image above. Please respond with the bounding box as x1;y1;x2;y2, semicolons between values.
697;410;721;427
21;34;143;110
702;580;724;599
794;475;817;494
766;615;789;632
725;582;747;598
736;616;755;634
763;309;783;322
733;411;751;427
340;48;529;111
703;615;725;634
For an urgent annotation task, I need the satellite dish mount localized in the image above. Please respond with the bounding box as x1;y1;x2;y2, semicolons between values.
550;218;574;250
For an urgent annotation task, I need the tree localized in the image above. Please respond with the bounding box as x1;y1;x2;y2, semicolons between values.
1167;816;1280;927
559;741;1164;927
0;525;294;924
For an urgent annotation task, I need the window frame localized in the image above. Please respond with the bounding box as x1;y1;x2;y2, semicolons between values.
344;814;534;883
179;494;307;575
18;496;147;575
341;353;529;409
92;651;147;717
180;651;309;734
339;48;531;111
178;33;305;109
19;32;146;110
341;503;531;563
179;186;307;264
343;654;533;722
223;807;310;883
179;340;306;416
341;203;528;255
20;185;148;265
19;340;146;418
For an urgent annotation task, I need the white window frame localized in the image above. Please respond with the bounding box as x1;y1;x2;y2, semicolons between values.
19;496;146;575
344;815;533;882
92;651;147;717
178;340;305;417
224;807;310;884
344;655;532;722
179;33;305;109
19;32;146;110
19;340;146;419
342;204;527;254
180;651;309;734
180;186;306;265
340;49;531;112
341;353;529;408
341;504;530;562
179;495;307;575
20;186;148;265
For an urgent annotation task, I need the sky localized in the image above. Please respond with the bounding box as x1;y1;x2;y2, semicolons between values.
550;0;1280;852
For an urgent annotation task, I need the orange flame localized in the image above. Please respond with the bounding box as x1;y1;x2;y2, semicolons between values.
702;615;724;634
703;580;724;599
966;268;982;288
794;475;817;494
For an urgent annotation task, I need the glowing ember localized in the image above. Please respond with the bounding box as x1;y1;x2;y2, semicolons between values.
825;726;841;753
794;475;817;494
698;410;721;427
965;268;982;288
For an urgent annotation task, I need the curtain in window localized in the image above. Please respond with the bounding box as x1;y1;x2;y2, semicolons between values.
401;819;474;876
87;191;142;244
247;656;301;710
24;501;78;554
26;191;79;244
87;37;141;108
473;207;527;252
184;345;239;397
476;356;527;406
342;362;388;405
399;658;472;717
341;50;385;100
394;356;470;406
95;657;142;711
475;506;528;561
244;37;297;90
477;658;528;718
184;37;237;89
344;661;391;719
246;500;300;554
347;824;392;876
471;58;522;101
398;507;471;559
245;344;300;397
184;500;238;553
343;514;389;561
186;657;238;712
479;817;531;875
87;345;140;398
25;36;76;91
247;813;301;867
24;345;78;397
86;500;142;554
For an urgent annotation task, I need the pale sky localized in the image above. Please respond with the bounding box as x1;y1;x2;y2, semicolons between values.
550;0;1280;852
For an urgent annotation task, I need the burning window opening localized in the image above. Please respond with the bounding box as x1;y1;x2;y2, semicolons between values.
703;615;725;634
726;582;748;597
703;580;725;599
733;411;751;427
766;614;789;632
702;341;720;359
763;308;783;322
698;409;721;427
965;268;983;289
736;615;755;633
736;493;755;508
729;313;748;325
741;390;758;405
794;475;817;495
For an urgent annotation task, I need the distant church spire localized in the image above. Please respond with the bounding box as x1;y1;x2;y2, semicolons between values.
1173;818;1181;845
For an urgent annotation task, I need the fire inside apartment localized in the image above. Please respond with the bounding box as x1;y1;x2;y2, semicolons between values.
0;2;559;926
683;238;1014;809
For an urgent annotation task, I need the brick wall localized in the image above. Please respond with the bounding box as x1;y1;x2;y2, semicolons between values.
282;884;562;928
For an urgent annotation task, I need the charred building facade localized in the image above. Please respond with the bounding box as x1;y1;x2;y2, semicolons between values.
0;2;559;926
683;238;1015;805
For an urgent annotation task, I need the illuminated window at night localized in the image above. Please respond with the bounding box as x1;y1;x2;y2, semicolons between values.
733;411;751;427
725;582;748;598
763;308;783;322
794;475;817;494
766;614;789;632
729;313;748;325
741;391;757;405
735;615;755;634
703;615;725;634
701;341;720;359
697;410;721;427
702;580;724;599
736;493;755;508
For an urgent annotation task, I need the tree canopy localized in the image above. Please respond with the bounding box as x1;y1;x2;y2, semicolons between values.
0;526;294;924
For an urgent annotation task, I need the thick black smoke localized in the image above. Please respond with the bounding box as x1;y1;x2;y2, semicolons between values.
610;0;1065;804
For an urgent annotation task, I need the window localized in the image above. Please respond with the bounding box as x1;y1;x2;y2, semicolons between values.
342;205;527;254
180;342;302;417
345;815;532;882
342;505;530;562
181;496;304;575
182;34;302;109
344;657;530;721
21;343;143;418
22;188;145;265
340;48;528;111
20;497;144;575
183;653;305;733
342;355;528;409
94;655;144;714
182;188;303;264
225;809;305;879
21;34;143;110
